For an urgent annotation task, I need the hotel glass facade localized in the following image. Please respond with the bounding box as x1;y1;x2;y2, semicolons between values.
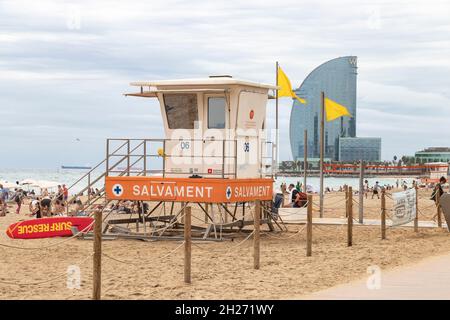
289;56;357;161
338;137;381;162
415;148;450;163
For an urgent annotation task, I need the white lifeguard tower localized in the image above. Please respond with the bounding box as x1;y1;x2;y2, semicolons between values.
124;75;276;179
66;76;282;239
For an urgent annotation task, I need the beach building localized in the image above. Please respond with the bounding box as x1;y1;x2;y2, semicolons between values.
289;56;382;162
415;147;450;163
338;137;381;162
289;56;357;161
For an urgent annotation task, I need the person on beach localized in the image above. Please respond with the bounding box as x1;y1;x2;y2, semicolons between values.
288;184;299;204
431;176;447;202
29;198;41;218
12;189;24;214
364;180;369;199
280;183;287;194
0;184;6;216
287;183;307;207
63;184;68;203
53;199;65;216
56;185;64;202
73;197;88;216
271;187;284;219
293;190;308;207
402;181;408;190
372;182;380;199
40;196;52;217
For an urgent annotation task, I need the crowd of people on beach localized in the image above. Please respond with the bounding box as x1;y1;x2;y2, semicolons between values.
1;177;448;220
0;181;149;218
272;177;448;212
0;182;91;218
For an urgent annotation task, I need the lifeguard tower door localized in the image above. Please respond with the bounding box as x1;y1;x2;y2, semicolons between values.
202;94;231;178
234;90;268;178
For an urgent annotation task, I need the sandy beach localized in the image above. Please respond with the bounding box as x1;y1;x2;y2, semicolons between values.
0;188;449;300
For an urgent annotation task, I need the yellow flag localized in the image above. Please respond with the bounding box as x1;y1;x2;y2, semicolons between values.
277;66;306;104
324;97;352;122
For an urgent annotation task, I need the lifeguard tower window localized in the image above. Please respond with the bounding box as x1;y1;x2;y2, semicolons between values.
163;93;198;129
207;97;226;129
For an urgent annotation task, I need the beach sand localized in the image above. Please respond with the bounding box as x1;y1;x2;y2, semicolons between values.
0;188;449;300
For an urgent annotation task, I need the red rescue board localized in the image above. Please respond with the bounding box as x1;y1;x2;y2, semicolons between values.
6;217;94;239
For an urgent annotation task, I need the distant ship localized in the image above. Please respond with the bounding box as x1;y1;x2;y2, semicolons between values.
61;165;92;170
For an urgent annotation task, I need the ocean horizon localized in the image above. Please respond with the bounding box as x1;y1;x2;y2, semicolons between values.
0;168;415;195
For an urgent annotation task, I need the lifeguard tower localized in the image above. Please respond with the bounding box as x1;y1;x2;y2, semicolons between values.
68;76;281;239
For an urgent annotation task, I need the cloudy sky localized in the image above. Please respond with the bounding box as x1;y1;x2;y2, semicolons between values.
1;0;449;168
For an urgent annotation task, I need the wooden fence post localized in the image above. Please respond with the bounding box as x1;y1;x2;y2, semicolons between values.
347;186;353;247
437;191;442;228
306;195;312;256
345;186;349;222
184;206;191;283
93;209;102;300
204;203;209;223
254;200;261;269
414;186;419;232
381;189;386;240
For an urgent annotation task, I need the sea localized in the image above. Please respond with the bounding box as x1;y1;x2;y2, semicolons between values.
0;168;415;194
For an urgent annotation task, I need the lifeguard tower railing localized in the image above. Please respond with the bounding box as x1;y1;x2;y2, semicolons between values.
64;137;275;213
105;138;275;178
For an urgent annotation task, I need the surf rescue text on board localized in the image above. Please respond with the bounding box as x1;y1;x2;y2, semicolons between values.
18;221;72;235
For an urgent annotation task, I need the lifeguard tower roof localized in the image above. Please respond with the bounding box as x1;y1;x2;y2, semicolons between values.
130;77;276;89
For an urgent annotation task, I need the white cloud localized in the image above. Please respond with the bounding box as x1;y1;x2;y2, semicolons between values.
0;0;449;167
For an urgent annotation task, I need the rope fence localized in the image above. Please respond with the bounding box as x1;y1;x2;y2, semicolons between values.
0;183;445;298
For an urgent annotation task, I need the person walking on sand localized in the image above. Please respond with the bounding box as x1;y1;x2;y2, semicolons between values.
372;181;380;200
12;188;24;214
364;180;369;199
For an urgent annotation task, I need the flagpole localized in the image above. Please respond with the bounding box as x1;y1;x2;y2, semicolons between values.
319;91;325;218
275;61;279;175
